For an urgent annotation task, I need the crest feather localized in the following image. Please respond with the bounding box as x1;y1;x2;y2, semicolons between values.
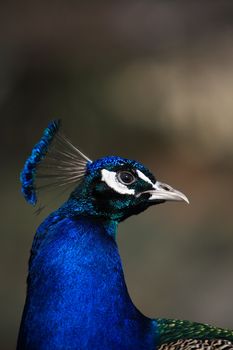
20;120;91;207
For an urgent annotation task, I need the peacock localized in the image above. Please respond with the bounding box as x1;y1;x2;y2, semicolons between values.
18;120;233;349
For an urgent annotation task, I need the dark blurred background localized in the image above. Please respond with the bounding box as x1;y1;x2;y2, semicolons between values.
1;1;233;349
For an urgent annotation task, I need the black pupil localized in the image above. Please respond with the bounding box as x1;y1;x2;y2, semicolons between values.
119;171;134;184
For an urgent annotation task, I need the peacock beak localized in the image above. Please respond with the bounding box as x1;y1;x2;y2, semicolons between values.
147;181;189;204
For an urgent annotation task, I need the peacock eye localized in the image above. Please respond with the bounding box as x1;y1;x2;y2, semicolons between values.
117;171;136;185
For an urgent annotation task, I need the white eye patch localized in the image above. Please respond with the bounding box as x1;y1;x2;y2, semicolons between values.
136;170;155;187
101;169;135;195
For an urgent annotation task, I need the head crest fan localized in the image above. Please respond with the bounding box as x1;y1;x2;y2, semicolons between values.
20;120;92;206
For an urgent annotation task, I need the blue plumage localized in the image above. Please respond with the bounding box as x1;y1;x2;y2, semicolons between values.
20;120;60;205
17;215;157;349
18;122;233;349
87;155;152;177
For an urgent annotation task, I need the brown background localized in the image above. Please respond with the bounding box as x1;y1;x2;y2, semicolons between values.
1;1;233;349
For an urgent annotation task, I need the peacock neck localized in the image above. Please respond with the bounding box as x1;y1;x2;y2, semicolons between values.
18;213;157;350
103;219;118;239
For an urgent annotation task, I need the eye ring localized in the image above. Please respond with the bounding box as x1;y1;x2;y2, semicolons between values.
117;171;136;185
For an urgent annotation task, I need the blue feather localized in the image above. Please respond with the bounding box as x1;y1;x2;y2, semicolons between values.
20;120;61;205
17;215;157;349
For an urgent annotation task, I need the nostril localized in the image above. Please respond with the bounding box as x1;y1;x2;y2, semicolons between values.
160;184;170;191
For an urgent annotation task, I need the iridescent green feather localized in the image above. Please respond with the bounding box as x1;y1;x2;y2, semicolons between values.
157;318;233;345
158;338;233;350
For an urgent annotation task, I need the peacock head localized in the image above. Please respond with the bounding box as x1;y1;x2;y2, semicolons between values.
68;155;189;222
20;120;189;222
